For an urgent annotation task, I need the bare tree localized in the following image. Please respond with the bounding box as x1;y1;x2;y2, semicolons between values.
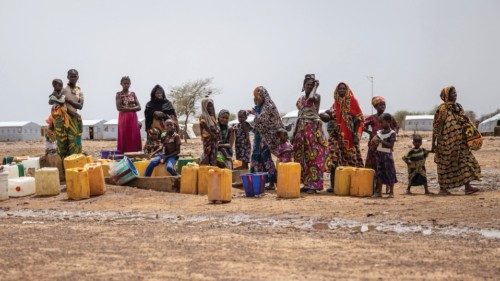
169;78;219;142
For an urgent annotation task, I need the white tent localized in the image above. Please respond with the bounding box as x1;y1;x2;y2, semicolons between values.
478;113;500;134
404;115;434;131
0;121;42;141
228;115;255;126
82;119;106;140
103;118;146;140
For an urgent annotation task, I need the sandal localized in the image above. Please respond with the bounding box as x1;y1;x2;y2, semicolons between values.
465;187;479;195
326;188;334;193
306;189;318;194
438;189;451;195
300;187;309;193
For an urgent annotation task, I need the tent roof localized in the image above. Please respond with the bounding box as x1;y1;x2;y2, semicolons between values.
83;119;106;126
480;113;500;124
405;115;434;120
0;121;38;127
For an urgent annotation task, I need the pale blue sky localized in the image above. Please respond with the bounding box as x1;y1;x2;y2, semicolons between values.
1;0;499;123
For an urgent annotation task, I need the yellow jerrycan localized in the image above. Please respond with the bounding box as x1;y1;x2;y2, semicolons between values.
133;160;150;177
207;168;232;203
153;163;171;177
197;166;219;195
64;154;88;170
334;166;356;196
277;162;301;199
84;163;106;196
35;167;60;196
86;155;94;164
65;167;90;200
180;164;199;194
350;168;374;197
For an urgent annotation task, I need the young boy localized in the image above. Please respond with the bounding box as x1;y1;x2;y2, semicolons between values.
276;128;293;163
145;119;181;176
49;79;66;107
402;134;432;195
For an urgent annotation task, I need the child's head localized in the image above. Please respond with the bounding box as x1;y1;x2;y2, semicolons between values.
276;128;288;143
153;111;166;121
165;119;175;133
379;113;393;129
237;110;248;123
207;101;215;116
218;109;230;125
120;76;131;91
52;79;63;92
371;96;386;114
412;134;423;149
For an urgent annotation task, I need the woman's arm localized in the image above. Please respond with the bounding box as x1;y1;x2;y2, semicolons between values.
116;93;124;112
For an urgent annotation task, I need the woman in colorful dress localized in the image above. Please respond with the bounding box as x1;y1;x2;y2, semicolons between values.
58;69;84;158
364;96;398;169
323;82;364;193
116;76;142;153
432;86;481;195
199;98;219;166
292;74;328;193
217;109;235;168
251;86;284;188
234;110;252;169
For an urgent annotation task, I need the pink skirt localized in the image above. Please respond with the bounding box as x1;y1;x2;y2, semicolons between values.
117;111;142;153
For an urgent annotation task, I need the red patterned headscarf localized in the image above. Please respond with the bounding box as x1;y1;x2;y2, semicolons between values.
332;82;364;148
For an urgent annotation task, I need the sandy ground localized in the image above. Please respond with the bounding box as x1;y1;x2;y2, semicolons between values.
0;136;499;280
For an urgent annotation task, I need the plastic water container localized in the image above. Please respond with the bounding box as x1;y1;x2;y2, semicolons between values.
86;155;94;164
0;172;8;201
22;157;40;177
177;158;196;173
153;163;171;177
64;154;88;170
3;164;25;179
85;163;106;196
109;156;138;185
350;168;374;197
277;162;301;199
197;166;219;195
35;168;60;196
207;168;232;203
180;164;199;194
8;177;36;197
65;168;90;200
2;156;14;165
133;160;149;177
334;166;356;196
100;150;123;160
241;173;266;197
95;159;114;177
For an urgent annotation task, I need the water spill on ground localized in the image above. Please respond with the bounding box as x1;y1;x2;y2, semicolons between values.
1;208;499;239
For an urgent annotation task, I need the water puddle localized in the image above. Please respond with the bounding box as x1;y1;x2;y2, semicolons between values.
1;209;499;239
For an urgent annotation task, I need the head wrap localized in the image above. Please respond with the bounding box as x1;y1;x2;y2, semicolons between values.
218;109;230;118
200;98;218;128
440;86;454;102
52;79;63;86
302;74;316;92
371;96;385;107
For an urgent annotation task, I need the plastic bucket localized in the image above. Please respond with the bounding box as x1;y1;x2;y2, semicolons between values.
109;156;138;185
241;173;267;197
2;156;14;165
100;150;123;160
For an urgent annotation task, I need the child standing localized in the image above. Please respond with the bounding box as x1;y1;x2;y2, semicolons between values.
234;110;252;169
145;119;181;176
371;113;397;198
199;98;220;166
276;128;293;163
217;109;235;169
402;134;432;195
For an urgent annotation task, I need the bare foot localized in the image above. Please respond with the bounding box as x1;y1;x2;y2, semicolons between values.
405;190;412;195
465;187;479;195
372;193;382;198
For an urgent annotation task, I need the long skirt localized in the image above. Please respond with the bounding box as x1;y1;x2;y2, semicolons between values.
250;143;276;184
201;137;218;166
117;111;142;153
292;120;327;190
375;151;397;185
54;113;82;159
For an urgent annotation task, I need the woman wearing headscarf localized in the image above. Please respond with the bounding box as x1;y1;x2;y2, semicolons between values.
292;74;328;193
432;86;481;195
251;86;285;188
217;109;235;168
116;76;142;153
144;85;177;133
323;82;364;192
364;96;398;169
199;98;219;166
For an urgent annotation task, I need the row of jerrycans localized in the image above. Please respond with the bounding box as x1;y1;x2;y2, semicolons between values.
334;166;374;197
180;165;232;203
63;154;107;200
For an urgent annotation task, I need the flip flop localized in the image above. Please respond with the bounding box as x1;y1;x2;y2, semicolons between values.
465;187;479;195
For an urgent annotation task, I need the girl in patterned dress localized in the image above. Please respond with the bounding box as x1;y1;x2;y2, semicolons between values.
371;113;397;198
234;110;252;169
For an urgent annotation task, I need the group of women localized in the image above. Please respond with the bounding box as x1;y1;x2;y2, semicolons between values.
51;69;481;194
